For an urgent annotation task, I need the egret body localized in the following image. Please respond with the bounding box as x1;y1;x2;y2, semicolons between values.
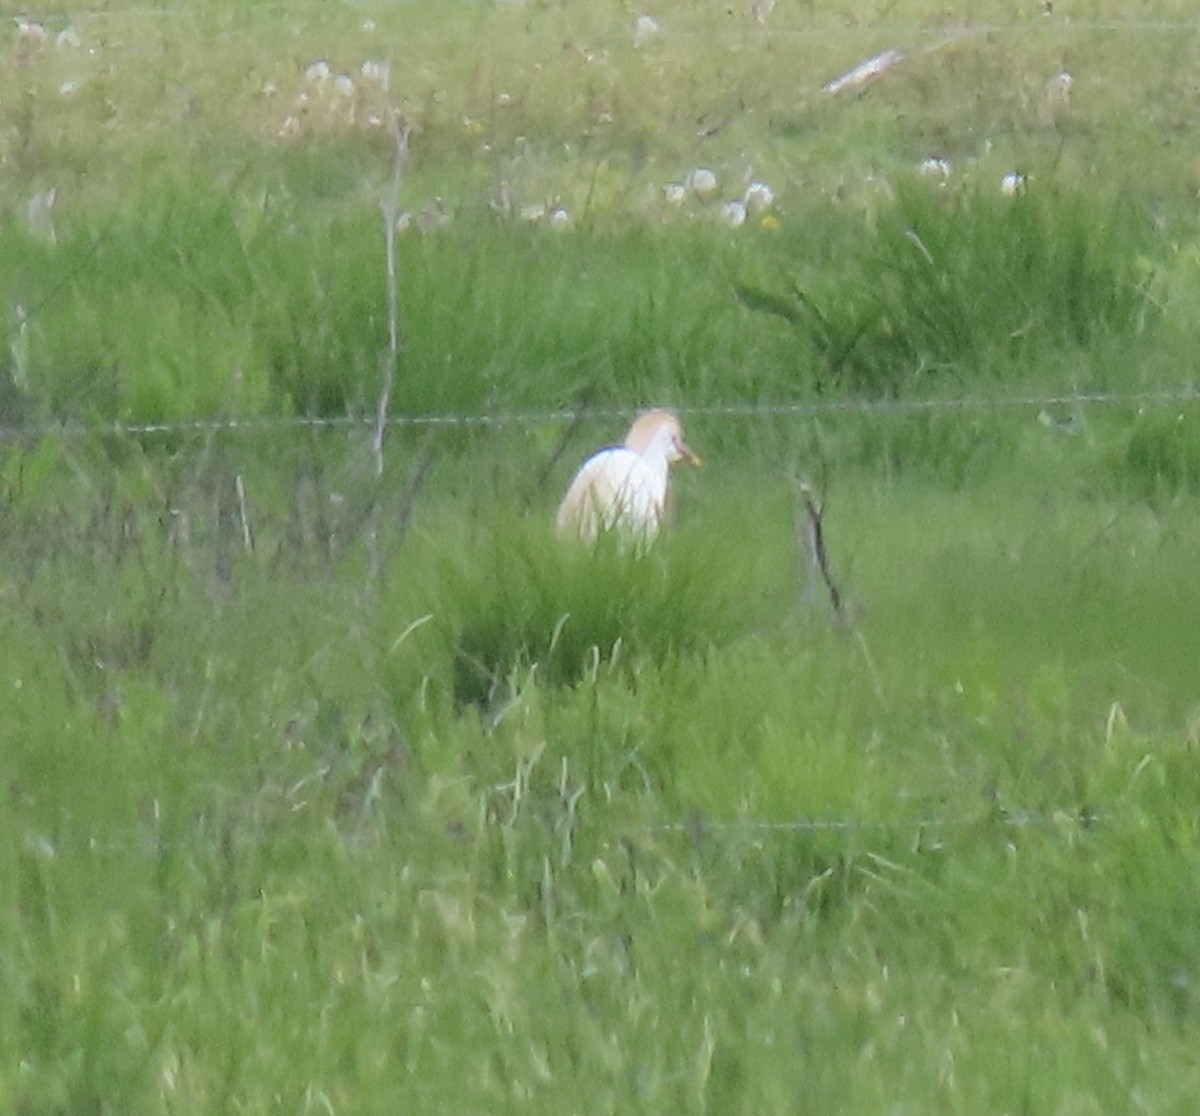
556;410;700;544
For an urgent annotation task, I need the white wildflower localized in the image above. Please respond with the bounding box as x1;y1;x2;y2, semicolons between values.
743;181;775;211
633;15;661;47
305;60;331;84
1000;171;1026;196
751;0;775;25
15;18;47;45
1048;69;1073;105
686;167;718;196
360;60;389;88
663;183;687;207
720;200;747;228
918;156;952;179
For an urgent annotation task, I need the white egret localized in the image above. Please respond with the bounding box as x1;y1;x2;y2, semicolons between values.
556;410;701;544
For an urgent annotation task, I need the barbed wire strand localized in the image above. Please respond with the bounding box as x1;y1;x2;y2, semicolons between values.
0;387;1197;445
657;808;1103;835
22;804;1104;859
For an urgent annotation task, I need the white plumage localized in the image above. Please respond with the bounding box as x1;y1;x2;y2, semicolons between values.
556;410;700;544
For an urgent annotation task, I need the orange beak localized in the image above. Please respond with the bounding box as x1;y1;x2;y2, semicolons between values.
679;440;701;467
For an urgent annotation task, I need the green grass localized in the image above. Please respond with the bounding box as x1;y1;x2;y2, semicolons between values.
738;183;1161;394
6;2;1200;1113
5;421;1200;1113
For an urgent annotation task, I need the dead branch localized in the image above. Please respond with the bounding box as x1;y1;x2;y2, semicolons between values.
367;109;413;587
392;434;436;550
235;473;255;554
793;479;844;620
527;407;592;509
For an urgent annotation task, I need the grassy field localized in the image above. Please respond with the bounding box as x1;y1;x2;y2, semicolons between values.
5;2;1200;1113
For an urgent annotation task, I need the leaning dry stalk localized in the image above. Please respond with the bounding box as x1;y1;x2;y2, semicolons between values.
393;435;436;549
527;407;591;508
367;109;413;587
235;473;254;554
373;111;412;479
793;480;844;620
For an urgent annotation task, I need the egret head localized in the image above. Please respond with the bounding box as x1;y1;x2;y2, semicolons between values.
624;410;701;467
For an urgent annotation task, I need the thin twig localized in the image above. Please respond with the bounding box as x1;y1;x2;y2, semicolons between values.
373;112;412;479
793;480;844;619
235;473;254;554
527;399;594;507
390;434;436;563
367;109;413;586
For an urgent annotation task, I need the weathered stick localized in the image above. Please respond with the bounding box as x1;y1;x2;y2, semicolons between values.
793;480;844;620
235;473;254;554
373;111;412;480
392;434;436;548
527;408;590;509
367;109;413;586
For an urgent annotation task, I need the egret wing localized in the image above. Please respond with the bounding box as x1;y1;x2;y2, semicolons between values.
556;449;664;542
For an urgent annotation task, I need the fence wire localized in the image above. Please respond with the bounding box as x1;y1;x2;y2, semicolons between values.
0;387;1197;445
658;807;1104;836
22;804;1106;861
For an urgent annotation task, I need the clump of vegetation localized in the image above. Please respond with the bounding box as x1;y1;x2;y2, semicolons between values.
1117;408;1200;500
438;520;744;706
737;185;1159;396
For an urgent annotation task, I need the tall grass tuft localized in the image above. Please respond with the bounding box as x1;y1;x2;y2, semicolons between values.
436;518;744;707
737;185;1159;396
1117;408;1200;500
